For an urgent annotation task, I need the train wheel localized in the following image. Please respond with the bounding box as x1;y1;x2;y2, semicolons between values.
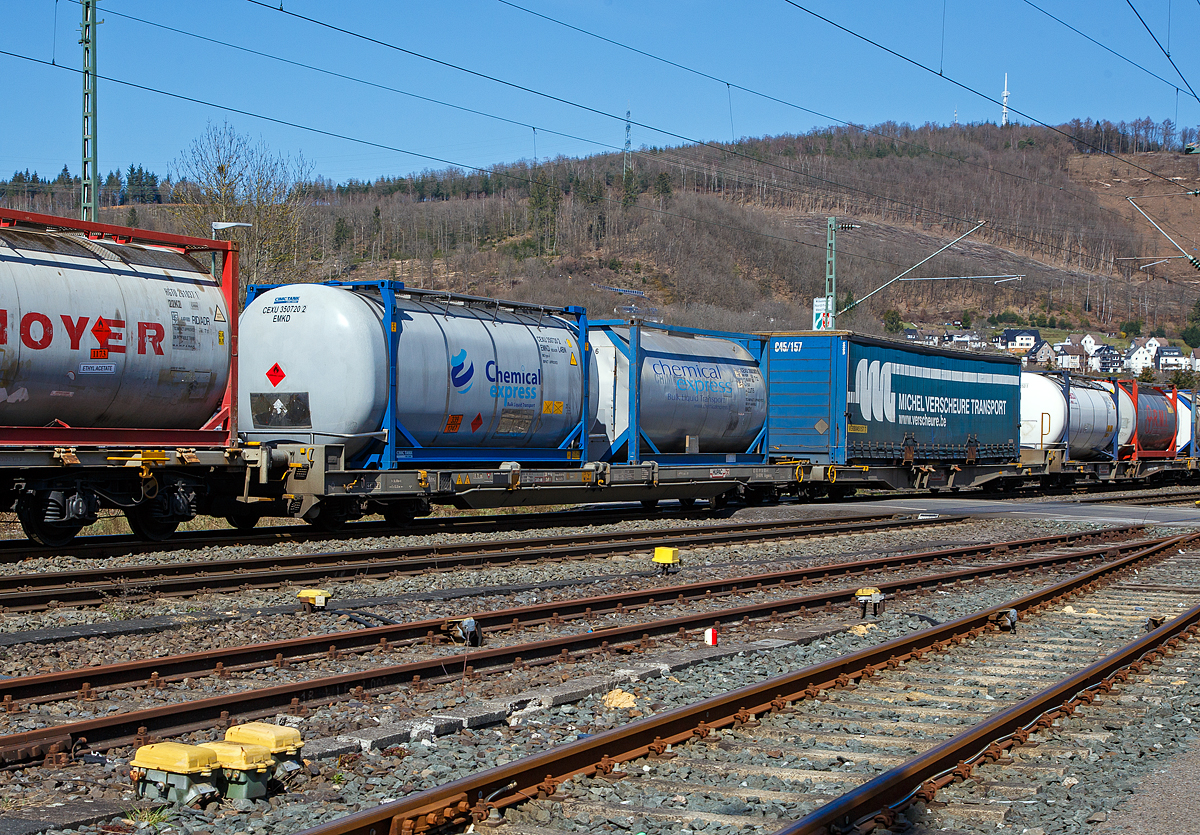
381;504;416;527
225;510;262;531
18;512;83;547
304;501;349;532
16;494;85;547
126;506;179;541
641;499;660;510
678;498;697;509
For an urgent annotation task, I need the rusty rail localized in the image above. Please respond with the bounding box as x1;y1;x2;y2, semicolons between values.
284;532;1196;835
0;529;1159;767
0;504;717;564
0;525;1141;705
0;513;947;612
777;594;1200;834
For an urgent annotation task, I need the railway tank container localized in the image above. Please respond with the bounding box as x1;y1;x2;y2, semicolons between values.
589;325;768;456
1018;373;1177;457
239;283;596;459
0;228;231;428
1019;373;1117;458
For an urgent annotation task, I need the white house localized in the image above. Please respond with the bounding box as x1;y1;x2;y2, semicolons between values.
1064;333;1102;355
1156;346;1190;373
1089;345;1123;374
1054;344;1087;371
1125;341;1157;374
1002;328;1041;353
1192;348;1200;373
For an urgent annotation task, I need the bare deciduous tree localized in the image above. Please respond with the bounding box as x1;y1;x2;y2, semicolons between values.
170;121;312;297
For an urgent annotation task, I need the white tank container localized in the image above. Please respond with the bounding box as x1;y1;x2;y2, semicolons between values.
1019;373;1117;458
1177;391;1193;452
239;284;595;457
0;229;231;428
592;326;767;454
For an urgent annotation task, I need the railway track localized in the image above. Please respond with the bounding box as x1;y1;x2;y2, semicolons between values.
1072;487;1200;507
0;513;955;613
0;524;1140;707
0;525;1162;768
289;532;1200;835
0;503;718;563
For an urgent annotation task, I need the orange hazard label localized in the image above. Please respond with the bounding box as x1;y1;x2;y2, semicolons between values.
90;348;108;359
444;414;463;433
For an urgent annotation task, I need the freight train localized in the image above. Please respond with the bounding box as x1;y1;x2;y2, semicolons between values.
1;208;1197;546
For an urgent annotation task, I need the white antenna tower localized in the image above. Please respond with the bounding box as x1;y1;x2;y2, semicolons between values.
1001;74;1009;127
623;109;632;177
953;107;958;127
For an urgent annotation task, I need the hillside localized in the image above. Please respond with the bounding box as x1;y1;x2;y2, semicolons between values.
5;120;1198;338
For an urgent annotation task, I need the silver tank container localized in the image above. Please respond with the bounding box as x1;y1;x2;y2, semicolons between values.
0;229;231;428
1019;373;1117;458
592;326;767;454
239;284;596;456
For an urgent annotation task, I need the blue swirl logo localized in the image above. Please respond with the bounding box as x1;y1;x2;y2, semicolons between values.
450;349;474;393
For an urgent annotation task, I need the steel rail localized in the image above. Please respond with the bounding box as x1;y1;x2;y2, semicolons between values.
0;525;1139;704
0;514;955;612
1072;488;1200;506
0;504;718;563
775;598;1200;834
0;530;1170;767
288;532;1198;835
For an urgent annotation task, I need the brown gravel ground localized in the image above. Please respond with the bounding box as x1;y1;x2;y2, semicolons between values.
1092;736;1200;835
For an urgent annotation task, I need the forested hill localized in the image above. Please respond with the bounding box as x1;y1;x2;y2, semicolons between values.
2;118;1197;336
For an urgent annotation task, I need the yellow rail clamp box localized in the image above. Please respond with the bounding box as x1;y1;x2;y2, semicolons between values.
129;742;220;806
225;722;304;755
225;721;305;781
652;547;679;564
854;587;884;603
199;741;275;800
296;589;332;612
652;546;680;575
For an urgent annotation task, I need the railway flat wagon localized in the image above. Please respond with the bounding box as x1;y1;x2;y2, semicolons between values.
0;209;257;544
761;332;1022;491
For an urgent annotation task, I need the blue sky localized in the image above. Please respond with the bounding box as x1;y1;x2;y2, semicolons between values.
1;0;1197;184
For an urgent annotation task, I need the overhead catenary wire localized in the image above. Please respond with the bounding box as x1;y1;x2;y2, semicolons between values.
779;0;1186;189
1020;0;1196;100
0;47;906;269
1124;0;1200;103
57;0;1145;272
496;0;1123;215
15;5;1166;285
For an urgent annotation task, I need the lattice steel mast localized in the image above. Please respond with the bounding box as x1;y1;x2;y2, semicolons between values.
80;1;100;221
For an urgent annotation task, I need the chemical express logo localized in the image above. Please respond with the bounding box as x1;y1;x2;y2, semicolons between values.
486;361;539;401
450;349;474;393
650;359;733;395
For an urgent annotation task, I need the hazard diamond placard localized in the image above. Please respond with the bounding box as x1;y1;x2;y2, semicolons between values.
266;363;286;387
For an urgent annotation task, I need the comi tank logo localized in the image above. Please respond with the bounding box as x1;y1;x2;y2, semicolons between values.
450;349;474;393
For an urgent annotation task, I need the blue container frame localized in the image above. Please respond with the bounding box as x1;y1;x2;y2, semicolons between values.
246;281;591;469
590;320;771;466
